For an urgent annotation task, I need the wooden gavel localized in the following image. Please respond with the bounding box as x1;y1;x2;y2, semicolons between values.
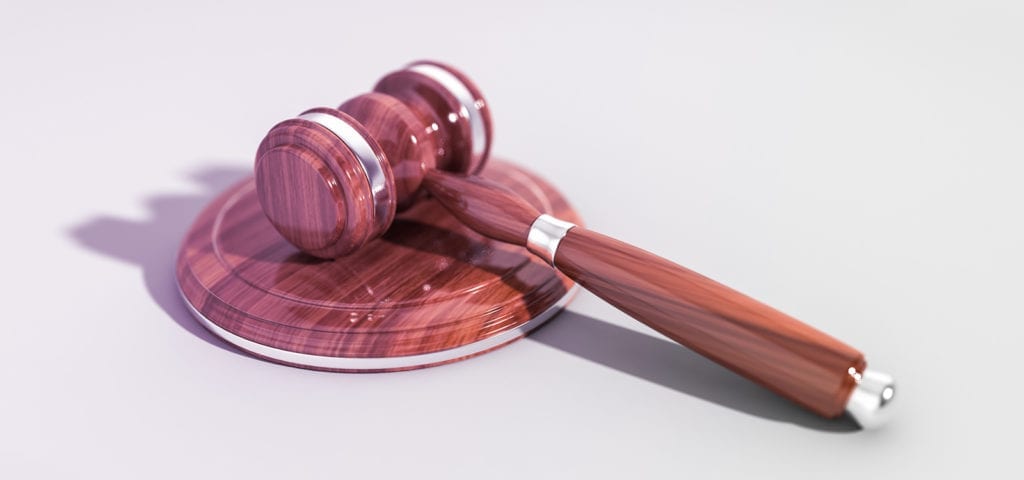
254;61;895;428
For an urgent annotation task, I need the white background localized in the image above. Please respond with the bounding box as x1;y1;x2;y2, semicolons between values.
2;1;1021;478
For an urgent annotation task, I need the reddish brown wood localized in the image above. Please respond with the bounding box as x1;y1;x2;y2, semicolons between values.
374;60;492;174
554;229;863;418
250;60;865;418
255;61;492;259
177;161;581;371
422;169;540;245
339;92;437;210
254;109;392;258
420;171;864;418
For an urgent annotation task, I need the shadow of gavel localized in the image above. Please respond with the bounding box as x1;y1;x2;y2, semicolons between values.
253;61;895;428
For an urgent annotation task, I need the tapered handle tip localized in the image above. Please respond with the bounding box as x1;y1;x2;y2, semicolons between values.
845;369;896;429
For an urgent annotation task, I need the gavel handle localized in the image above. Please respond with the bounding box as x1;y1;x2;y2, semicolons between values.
422;170;894;426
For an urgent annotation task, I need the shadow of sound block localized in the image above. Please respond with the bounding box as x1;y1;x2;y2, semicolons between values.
176;161;581;372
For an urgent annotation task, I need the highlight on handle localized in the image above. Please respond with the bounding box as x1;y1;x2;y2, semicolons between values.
423;167;896;428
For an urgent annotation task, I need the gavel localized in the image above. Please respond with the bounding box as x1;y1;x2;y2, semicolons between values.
254;61;895;428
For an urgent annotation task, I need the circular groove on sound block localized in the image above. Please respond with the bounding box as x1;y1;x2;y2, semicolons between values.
176;161;582;372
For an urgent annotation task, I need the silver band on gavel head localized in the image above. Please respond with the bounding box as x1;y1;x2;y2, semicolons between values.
297;111;392;231
406;63;490;170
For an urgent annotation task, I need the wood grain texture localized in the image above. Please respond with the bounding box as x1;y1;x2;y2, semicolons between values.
422;169;541;245
419;169;864;417
177;161;581;371
255;61;491;259
255;109;393;258
412;59;493;172
374;61;491;175
339;92;437;210
554;228;864;418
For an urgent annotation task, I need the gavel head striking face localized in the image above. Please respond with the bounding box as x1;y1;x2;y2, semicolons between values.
254;61;493;258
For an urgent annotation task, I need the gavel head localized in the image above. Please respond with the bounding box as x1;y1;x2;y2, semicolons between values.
254;61;492;258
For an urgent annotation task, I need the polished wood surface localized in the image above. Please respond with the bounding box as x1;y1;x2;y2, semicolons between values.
254;109;391;258
339;92;437;210
250;60;866;418
254;61;491;259
177;161;581;371
423;170;864;418
375;60;492;174
555;229;863;418
422;169;538;245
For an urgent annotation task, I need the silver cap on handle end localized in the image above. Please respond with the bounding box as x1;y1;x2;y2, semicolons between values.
845;369;896;429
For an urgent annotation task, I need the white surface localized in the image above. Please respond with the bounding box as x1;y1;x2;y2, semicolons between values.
2;1;1021;478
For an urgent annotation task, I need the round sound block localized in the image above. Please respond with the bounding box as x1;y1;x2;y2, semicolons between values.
176;161;581;372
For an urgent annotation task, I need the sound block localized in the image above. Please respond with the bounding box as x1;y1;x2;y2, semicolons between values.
176;161;581;372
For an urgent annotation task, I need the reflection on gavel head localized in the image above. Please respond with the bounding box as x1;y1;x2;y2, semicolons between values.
248;62;895;428
254;61;493;258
